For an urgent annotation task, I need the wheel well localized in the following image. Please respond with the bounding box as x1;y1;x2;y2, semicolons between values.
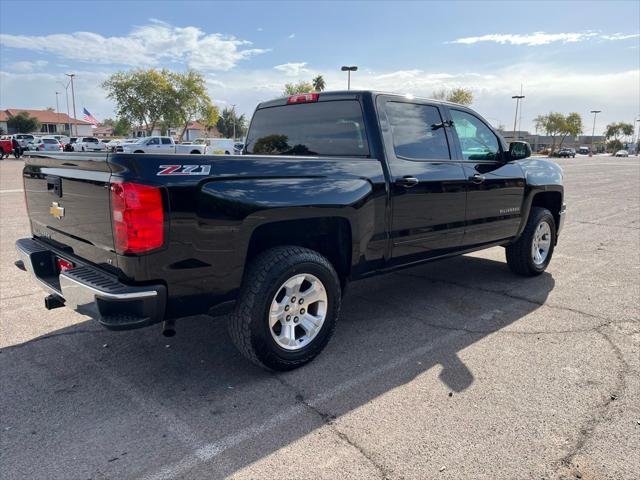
246;217;352;285
190;150;200;154
531;191;562;230
134;150;144;154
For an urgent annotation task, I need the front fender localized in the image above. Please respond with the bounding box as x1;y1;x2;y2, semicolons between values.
515;158;564;238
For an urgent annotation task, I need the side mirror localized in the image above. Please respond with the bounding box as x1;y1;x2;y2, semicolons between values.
508;141;531;161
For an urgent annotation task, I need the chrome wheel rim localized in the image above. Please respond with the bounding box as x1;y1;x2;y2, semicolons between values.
531;220;552;265
269;273;328;351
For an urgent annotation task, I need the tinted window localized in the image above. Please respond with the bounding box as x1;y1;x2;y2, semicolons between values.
246;100;368;156
148;138;160;145
385;102;450;160
43;138;57;144
86;137;98;143
161;137;172;145
450;110;500;161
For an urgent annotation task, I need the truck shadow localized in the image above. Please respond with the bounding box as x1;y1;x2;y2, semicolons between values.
1;254;555;479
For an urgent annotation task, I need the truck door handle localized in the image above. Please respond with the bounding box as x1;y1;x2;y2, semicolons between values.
396;176;419;188
470;174;485;184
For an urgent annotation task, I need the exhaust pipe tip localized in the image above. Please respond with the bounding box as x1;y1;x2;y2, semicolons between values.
161;319;176;337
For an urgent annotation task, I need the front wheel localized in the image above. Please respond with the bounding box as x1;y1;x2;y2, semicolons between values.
228;246;341;371
506;207;556;276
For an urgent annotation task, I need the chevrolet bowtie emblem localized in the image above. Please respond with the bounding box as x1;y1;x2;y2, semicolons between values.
49;202;65;219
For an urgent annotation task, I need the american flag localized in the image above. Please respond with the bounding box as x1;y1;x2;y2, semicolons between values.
82;108;99;126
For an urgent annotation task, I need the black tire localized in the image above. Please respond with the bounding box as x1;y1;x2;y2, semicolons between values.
228;246;341;371
506;207;556;276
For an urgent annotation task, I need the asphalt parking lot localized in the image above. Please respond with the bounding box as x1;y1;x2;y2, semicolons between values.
1;155;638;480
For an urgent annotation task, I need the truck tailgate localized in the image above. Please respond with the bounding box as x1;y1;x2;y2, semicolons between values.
23;152;117;267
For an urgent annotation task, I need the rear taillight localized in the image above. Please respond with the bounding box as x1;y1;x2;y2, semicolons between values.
287;93;319;104
110;182;164;255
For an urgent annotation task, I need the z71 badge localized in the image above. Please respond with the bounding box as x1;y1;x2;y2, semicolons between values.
157;165;211;176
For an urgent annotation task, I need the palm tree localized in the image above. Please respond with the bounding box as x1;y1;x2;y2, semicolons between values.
312;75;326;92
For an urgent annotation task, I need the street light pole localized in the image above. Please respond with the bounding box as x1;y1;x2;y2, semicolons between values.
511;94;525;140
58;80;71;134
55;92;61;134
341;65;358;90
66;73;77;136
589;110;601;156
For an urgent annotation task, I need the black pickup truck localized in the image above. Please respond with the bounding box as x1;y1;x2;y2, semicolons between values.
16;91;565;370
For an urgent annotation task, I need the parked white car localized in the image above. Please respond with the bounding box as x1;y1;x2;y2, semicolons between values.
194;137;235;155
13;134;35;149
615;149;629;157
73;137;107;152
118;136;206;154
30;137;63;152
51;135;70;146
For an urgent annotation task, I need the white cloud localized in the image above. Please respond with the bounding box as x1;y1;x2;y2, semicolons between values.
273;62;309;76
450;32;598;46
7;60;48;72
600;33;640;41
450;31;640;46
0;20;269;71
1;63;637;137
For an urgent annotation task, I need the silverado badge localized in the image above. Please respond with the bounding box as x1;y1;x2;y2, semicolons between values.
49;202;65;219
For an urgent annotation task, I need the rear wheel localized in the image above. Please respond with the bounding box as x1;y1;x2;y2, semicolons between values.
228;246;341;370
506;207;556;276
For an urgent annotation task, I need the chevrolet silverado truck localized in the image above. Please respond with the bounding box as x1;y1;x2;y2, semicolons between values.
15;91;565;370
115;136;206;154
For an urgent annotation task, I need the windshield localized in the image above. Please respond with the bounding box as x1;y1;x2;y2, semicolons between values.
245;100;369;156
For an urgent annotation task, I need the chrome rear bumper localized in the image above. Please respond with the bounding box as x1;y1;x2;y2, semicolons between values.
16;237;166;330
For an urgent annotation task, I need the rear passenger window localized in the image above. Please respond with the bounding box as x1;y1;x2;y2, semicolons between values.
385;102;450;160
161;138;172;145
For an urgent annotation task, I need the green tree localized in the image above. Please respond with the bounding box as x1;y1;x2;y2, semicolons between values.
432;87;473;106
200;103;221;137
102;69;173;136
7;111;40;133
604;122;634;152
312;75;326;92
557;112;583;149
216;107;247;139
283;80;314;96
165;70;216;141
534;112;568;154
101;118;115;127
112;118;131;137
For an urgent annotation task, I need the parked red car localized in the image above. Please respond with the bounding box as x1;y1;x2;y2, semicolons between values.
0;137;15;159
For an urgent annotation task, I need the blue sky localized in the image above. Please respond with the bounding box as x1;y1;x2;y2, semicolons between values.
0;0;638;134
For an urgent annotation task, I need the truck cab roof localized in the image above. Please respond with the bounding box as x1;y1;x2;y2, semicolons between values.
257;90;470;110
